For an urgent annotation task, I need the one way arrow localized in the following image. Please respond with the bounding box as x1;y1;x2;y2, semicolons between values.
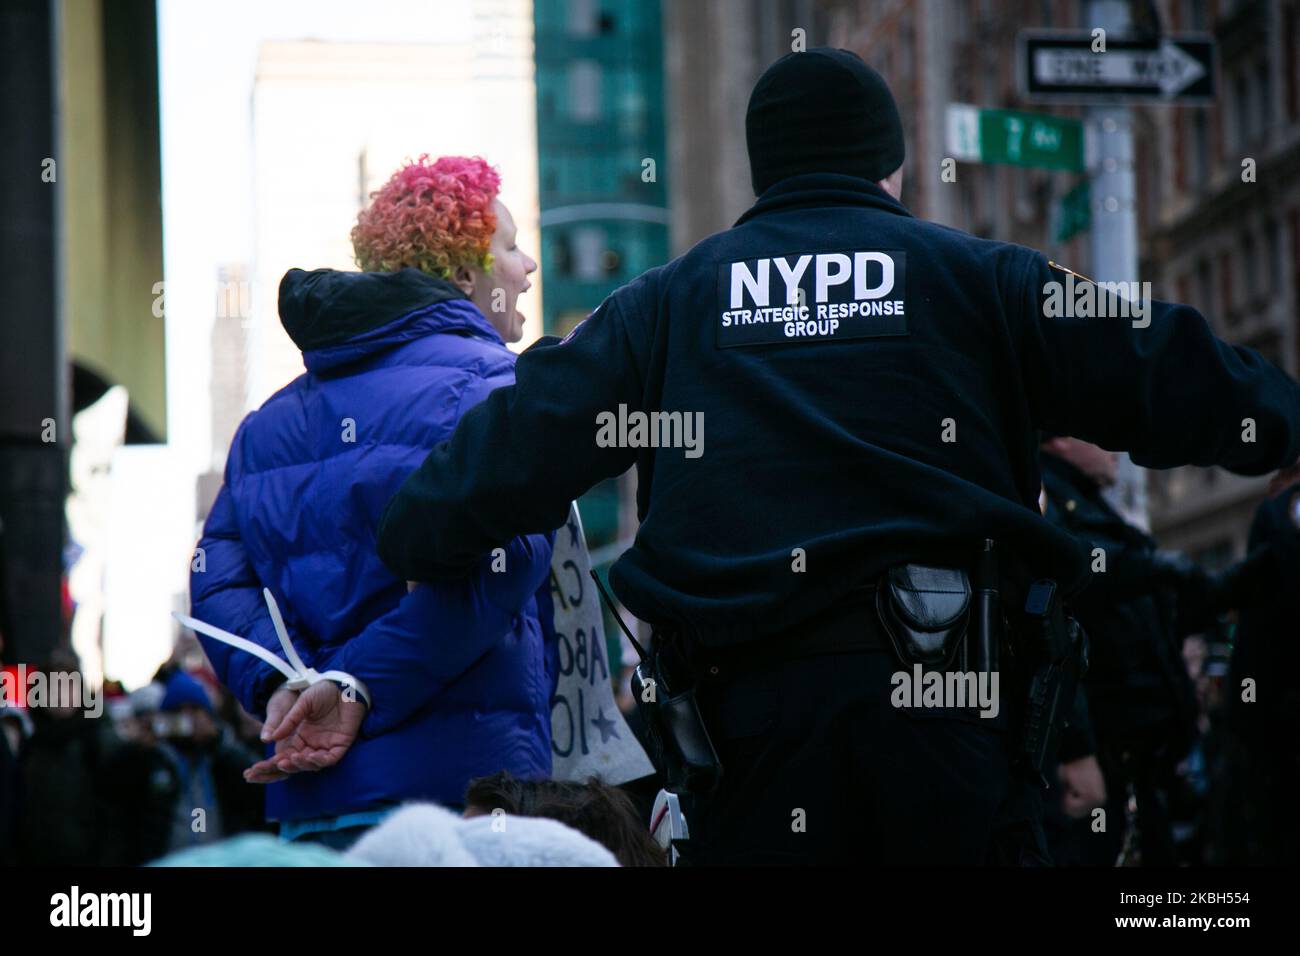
1033;40;1207;96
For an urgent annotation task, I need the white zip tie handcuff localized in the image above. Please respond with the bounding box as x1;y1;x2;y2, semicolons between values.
174;588;372;710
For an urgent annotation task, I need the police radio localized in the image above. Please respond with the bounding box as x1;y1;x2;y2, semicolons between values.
590;570;722;796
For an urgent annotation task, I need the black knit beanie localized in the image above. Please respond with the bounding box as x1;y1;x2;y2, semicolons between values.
746;47;905;196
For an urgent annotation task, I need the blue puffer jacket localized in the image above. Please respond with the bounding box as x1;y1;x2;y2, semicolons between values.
191;267;557;822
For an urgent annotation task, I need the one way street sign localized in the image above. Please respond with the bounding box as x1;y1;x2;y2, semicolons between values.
1020;32;1215;104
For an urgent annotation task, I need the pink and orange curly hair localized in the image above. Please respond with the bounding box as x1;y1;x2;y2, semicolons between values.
351;155;501;279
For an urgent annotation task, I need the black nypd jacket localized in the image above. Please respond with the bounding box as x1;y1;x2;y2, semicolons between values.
377;173;1300;645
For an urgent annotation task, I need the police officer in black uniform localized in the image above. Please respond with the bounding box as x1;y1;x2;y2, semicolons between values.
375;49;1300;865
1227;483;1300;863
1039;436;1237;865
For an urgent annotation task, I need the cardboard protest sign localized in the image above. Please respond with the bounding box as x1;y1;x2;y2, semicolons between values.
548;503;654;785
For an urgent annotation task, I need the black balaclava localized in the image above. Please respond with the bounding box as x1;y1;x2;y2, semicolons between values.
745;47;905;196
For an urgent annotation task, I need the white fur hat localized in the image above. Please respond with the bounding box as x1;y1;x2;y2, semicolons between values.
347;803;618;868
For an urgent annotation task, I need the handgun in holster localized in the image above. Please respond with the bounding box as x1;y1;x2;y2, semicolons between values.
1014;579;1089;787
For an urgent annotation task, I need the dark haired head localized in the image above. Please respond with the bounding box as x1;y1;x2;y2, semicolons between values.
465;771;666;867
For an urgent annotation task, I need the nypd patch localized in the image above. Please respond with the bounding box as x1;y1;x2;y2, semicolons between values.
716;249;908;348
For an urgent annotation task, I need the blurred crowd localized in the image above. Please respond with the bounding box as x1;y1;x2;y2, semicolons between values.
0;637;268;866
0;633;664;867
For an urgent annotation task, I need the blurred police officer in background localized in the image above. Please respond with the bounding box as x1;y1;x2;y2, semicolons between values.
1227;481;1300;863
376;49;1300;865
1039;436;1260;865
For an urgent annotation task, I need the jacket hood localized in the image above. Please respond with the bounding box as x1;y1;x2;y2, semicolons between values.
278;267;503;373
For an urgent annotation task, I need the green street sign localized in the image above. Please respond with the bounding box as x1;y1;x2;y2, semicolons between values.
946;104;1084;172
1054;179;1091;241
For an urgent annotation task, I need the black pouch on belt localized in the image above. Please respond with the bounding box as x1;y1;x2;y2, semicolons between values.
630;635;723;796
875;564;972;668
587;569;723;796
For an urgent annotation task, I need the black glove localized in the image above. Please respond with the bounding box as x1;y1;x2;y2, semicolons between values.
1149;549;1209;592
1149;550;1221;633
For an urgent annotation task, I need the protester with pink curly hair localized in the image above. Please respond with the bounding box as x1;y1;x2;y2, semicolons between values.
190;155;552;850
351;154;534;342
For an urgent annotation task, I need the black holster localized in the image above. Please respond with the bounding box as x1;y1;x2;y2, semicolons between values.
1012;579;1089;786
630;633;723;796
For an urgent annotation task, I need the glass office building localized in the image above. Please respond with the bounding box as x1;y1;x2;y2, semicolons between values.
533;0;669;549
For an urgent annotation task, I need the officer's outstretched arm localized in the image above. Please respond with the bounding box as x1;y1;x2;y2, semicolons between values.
377;290;650;581
1016;253;1300;475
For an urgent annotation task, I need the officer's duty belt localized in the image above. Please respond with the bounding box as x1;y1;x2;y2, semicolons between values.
687;580;888;682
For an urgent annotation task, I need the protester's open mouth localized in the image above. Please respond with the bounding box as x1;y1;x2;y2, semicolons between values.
518;287;531;325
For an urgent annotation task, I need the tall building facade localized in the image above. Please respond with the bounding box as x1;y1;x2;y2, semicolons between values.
534;0;672;544
663;0;828;252
196;263;251;522
1141;0;1300;561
